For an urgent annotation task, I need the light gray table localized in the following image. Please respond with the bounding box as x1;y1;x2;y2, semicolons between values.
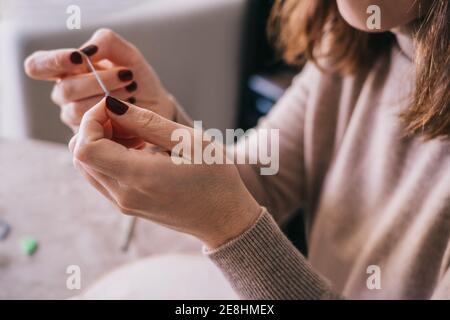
0;138;201;299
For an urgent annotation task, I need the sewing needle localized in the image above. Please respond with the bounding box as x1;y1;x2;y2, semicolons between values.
82;53;110;96
81;51;137;252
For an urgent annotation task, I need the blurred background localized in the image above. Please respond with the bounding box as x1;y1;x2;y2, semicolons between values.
0;0;305;299
0;0;299;142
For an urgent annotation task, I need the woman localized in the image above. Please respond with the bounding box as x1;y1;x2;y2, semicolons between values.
25;0;449;299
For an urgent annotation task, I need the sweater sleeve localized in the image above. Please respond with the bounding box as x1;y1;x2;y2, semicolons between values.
205;207;342;300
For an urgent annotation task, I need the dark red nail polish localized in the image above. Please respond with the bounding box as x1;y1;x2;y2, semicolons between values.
70;51;83;64
106;96;129;115
127;97;136;104
118;70;133;82
125;81;138;92
81;45;98;56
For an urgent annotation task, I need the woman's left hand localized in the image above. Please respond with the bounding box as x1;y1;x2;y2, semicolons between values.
69;96;261;248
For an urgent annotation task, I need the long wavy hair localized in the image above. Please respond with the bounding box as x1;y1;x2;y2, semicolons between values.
269;0;449;139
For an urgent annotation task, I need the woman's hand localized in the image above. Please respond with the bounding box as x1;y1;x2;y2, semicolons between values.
24;29;176;132
69;96;261;249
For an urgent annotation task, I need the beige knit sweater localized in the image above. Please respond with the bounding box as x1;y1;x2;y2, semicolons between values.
205;33;450;299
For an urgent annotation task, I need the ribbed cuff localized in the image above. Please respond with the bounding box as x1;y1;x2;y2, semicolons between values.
205;208;338;300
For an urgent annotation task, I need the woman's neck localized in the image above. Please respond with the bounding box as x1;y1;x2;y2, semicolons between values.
391;21;419;61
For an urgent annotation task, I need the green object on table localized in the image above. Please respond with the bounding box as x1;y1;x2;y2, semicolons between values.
20;236;38;256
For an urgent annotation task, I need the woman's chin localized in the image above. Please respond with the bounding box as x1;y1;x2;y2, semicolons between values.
342;19;391;33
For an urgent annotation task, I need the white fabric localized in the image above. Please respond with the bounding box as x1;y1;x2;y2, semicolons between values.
75;254;238;300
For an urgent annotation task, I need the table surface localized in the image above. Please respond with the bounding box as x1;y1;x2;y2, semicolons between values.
0;138;201;299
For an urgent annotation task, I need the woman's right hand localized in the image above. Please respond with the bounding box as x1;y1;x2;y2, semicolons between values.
24;28;177;132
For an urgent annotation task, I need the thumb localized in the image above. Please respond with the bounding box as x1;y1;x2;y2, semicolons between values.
104;95;194;151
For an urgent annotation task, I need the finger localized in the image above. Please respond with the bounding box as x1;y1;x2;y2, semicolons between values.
79;28;143;66
79;164;145;217
82;162;121;194
73;98;147;181
61;98;114;137
69;120;113;151
104;96;195;152
76;98;110;143
57;84;137;123
58;93;138;141
73;159;115;203
68;134;78;153
106;86;140;105
24;49;87;80
60;96;103;127
112;137;146;149
51;67;134;103
66;106;141;148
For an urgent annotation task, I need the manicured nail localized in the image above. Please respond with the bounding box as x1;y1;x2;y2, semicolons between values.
125;81;138;92
118;70;133;82
127;97;136;104
81;45;98;56
70;51;83;64
105;96;129;115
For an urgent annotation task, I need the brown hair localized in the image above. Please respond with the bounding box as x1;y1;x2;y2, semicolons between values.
269;0;450;139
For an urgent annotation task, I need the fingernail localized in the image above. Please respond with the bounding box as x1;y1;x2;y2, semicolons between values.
118;69;133;82
70;51;83;64
105;96;129;115
127;97;136;104
81;45;98;56
125;81;138;92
